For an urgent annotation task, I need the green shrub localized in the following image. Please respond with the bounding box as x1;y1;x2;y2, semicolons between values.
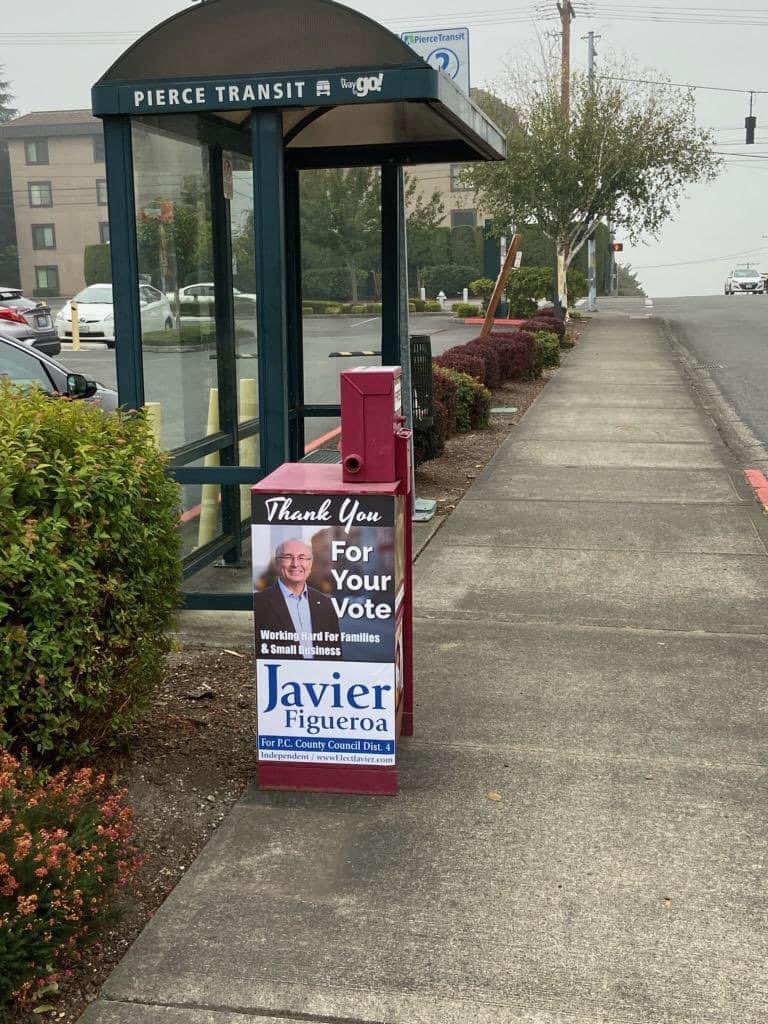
561;329;576;349
469;278;495;303
535;330;560;369
83;244;112;287
425;300;442;312
412;299;426;313
421;264;479;297
302;268;371;301
325;305;342;315
302;303;314;315
0;383;181;759
0;751;138;1007
408;302;416;313
433;365;491;432
350;304;367;314
367;302;383;315
453;303;481;318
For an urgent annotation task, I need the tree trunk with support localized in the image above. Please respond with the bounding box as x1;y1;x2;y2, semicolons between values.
556;238;570;316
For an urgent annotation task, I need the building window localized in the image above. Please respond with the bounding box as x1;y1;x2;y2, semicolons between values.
93;136;105;162
28;182;53;208
99;221;110;244
34;265;59;295
450;164;470;192
24;139;49;165
96;178;108;205
31;224;56;250
450;208;477;228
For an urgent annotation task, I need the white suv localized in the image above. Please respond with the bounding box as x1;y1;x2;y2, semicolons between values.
724;267;764;295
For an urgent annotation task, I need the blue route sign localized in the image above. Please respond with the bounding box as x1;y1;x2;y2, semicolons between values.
400;27;470;96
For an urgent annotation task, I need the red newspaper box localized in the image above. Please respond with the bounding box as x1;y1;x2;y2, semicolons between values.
251;368;413;795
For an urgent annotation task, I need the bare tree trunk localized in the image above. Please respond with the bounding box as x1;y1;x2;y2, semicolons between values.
556;239;570;315
349;258;359;303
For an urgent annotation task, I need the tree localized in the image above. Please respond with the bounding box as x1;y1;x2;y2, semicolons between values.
0;66;19;286
617;263;646;297
300;168;380;303
466;62;721;310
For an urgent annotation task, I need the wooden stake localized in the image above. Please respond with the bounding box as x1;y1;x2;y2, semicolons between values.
480;233;521;337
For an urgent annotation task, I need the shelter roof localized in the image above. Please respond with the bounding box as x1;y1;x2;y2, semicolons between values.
92;0;505;164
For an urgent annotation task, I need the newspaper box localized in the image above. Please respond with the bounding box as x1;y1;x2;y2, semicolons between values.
251;367;413;795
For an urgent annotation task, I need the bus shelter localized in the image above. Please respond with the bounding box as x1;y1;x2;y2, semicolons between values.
92;0;505;609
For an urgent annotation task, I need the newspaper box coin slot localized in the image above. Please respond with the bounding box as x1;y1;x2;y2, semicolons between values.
252;367;413;795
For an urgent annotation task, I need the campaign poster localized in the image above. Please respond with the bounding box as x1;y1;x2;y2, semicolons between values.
252;492;400;766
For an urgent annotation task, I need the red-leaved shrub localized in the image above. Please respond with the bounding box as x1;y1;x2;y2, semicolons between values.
435;347;487;386
522;315;565;340
432;365;459;431
489;329;538;379
465;339;501;389
0;752;139;1007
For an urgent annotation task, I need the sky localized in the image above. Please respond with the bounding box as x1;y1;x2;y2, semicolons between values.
3;0;768;297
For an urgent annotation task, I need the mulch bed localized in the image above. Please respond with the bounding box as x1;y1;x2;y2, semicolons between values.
8;332;579;1023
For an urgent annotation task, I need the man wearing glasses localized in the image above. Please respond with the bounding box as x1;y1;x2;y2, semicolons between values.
254;538;343;660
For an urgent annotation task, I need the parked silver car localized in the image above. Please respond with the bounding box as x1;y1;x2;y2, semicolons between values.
0;332;118;411
0;286;60;355
724;268;764;295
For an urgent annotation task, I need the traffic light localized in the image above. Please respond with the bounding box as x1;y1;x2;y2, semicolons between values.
746;115;756;144
611;242;623;252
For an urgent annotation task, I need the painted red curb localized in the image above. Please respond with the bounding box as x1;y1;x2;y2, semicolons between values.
745;469;768;511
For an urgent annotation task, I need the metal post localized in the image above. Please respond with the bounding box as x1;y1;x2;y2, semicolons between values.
284;165;305;462
209;144;241;562
102;116;144;409
585;29;599;312
381;162;408;369
251;110;290;473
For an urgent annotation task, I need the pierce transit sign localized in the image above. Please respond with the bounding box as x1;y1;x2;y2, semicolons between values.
400;27;470;95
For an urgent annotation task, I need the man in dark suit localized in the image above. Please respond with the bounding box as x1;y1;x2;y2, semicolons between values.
253;538;343;660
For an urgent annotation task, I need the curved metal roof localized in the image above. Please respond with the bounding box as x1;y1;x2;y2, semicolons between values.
98;0;425;83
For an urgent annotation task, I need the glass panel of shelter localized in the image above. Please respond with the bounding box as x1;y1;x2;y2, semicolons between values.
299;166;382;458
131;116;261;593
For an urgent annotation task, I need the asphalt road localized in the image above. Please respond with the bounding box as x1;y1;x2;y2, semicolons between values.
645;294;768;450
58;314;477;450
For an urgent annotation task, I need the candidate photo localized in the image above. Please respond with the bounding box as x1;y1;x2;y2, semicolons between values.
253;538;343;660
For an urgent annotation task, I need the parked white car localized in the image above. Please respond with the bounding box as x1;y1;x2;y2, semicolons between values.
55;283;175;348
724;268;764;295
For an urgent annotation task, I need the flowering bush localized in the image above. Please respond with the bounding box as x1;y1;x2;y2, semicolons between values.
0;382;181;759
0;751;138;1006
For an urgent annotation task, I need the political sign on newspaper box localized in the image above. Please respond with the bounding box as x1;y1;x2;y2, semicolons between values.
252;492;405;766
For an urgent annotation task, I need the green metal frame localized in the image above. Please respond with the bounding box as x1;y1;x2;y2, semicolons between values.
96;46;505;610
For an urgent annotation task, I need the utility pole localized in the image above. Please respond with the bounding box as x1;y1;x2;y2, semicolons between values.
584;29;600;312
553;2;575;318
558;2;575;118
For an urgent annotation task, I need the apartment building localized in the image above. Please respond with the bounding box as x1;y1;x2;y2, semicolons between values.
0;109;108;297
408;162;483;228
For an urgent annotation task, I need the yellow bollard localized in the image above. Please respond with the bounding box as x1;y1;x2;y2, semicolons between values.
238;377;258;523
197;387;220;548
144;402;162;448
70;300;80;351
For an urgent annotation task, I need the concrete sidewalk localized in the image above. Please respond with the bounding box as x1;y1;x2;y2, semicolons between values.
83;314;768;1024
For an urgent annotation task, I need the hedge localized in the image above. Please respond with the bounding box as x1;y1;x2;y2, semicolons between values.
465;338;501;390
453;303;481;318
83;243;112;286
522;315;566;340
421;265;480;297
0;383;181;758
302;267;372;301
